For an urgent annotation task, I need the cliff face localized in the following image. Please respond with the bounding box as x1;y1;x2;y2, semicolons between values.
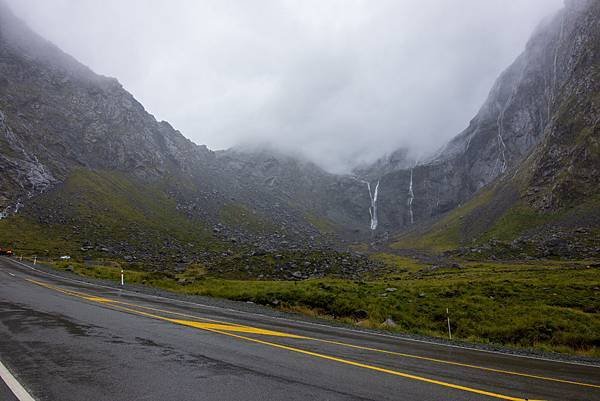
367;0;599;235
0;2;344;247
215;147;393;236
0;1;215;211
524;0;600;212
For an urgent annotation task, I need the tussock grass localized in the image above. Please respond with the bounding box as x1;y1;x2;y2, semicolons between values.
48;258;600;357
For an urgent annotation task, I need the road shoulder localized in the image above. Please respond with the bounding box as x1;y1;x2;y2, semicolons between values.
0;359;35;401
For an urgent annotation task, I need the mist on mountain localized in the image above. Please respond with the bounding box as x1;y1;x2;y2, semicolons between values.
5;0;561;173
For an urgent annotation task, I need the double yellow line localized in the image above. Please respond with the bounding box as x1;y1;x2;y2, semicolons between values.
25;278;598;400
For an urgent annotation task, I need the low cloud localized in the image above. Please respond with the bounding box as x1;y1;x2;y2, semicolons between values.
7;0;562;172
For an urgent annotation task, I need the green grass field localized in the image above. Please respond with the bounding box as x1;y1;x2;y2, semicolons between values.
44;257;600;358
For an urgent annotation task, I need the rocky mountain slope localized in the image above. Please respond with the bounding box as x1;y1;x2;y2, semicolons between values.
0;1;381;274
0;0;380;245
0;0;213;208
354;0;599;245
0;0;598;265
392;0;600;257
209;0;600;247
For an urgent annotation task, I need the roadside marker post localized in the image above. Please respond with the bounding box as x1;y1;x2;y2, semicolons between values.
33;256;37;265
446;308;452;340
121;269;124;286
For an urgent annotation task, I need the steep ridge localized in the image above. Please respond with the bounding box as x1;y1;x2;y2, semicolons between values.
0;0;372;245
0;2;382;276
0;2;320;241
368;0;599;240
0;0;214;206
392;0;600;257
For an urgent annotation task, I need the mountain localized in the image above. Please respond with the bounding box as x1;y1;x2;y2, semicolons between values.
390;0;600;257
215;148;371;234
357;0;597;234
0;0;598;267
0;0;213;204
0;1;382;276
0;0;374;243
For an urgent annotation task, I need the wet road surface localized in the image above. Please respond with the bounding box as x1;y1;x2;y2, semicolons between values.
1;256;599;401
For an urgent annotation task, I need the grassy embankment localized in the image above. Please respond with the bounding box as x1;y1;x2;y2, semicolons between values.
0;169;225;258
39;255;600;358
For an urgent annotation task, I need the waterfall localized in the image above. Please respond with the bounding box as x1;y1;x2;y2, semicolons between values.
353;177;380;230
493;51;528;178
407;168;414;224
350;176;379;231
496;131;507;174
364;180;380;231
368;180;379;230
495;99;509;175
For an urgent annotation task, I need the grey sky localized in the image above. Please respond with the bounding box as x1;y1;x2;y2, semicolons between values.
7;0;562;172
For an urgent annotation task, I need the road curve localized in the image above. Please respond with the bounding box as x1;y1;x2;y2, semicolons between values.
0;256;598;401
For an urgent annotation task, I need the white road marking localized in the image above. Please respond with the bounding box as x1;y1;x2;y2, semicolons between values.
0;360;36;401
4;257;599;369
8;272;15;277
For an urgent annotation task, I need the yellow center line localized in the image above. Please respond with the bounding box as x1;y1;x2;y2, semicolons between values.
168;319;305;338
202;327;546;401
305;338;600;389
26;278;599;389
67;278;596;390
26;278;592;400
26;279;302;337
26;279;537;401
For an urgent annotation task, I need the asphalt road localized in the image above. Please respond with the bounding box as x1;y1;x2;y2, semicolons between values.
0;256;598;401
0;377;18;401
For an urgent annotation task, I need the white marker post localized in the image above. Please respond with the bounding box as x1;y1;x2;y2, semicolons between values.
120;269;124;286
20;255;23;261
446;308;452;340
33;256;37;265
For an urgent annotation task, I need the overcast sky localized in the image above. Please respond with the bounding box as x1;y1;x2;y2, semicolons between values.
7;0;562;173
